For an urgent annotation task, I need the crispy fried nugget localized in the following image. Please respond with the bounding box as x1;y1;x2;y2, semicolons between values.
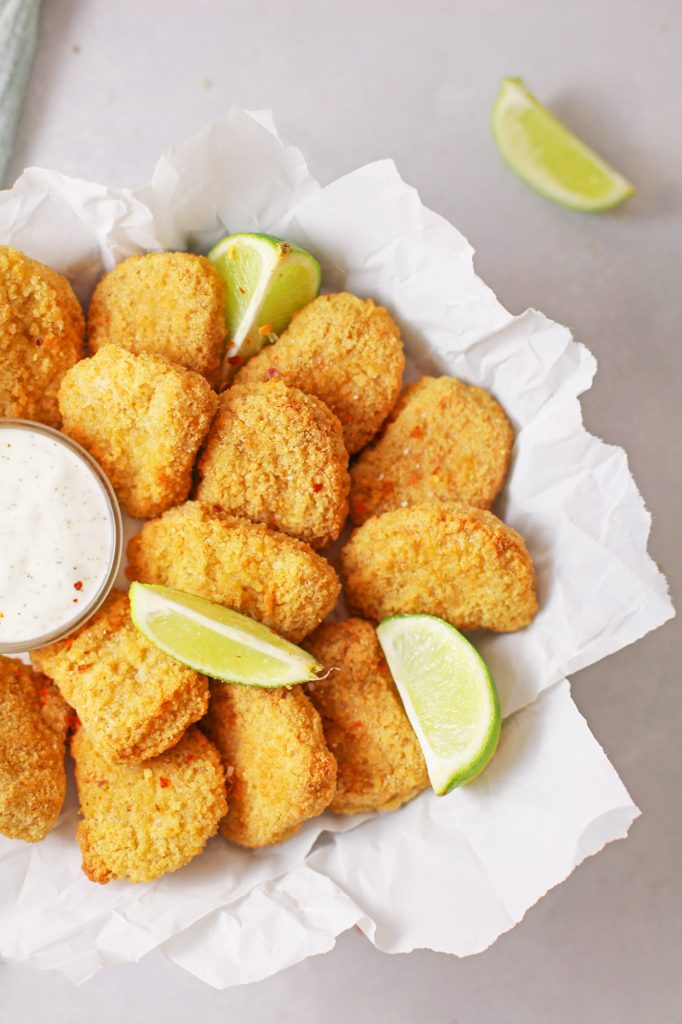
304;619;428;814
341;502;538;632
0;246;84;427
195;380;349;548
350;376;514;524
237;293;405;453
202;682;336;848
88;252;227;386
58;346;217;518
73;726;226;883
32;591;209;763
126;501;340;643
0;655;69;842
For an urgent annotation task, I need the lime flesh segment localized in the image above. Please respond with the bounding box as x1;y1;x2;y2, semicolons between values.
208;232;321;380
491;77;634;211
376;614;501;795
129;582;322;687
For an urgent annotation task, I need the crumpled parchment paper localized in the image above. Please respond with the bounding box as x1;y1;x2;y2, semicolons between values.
0;107;673;987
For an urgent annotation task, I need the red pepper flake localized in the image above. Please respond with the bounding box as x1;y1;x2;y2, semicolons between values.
312;482;323;493
354;501;367;516
96;779;108;789
265;367;281;380
72;598;79;603
431;464;441;475
159;776;170;789
73;580;83;591
410;425;425;439
227;354;243;367
67;714;81;730
377;658;388;672
382;481;395;498
77;663;93;673
185;754;197;764
352;720;364;729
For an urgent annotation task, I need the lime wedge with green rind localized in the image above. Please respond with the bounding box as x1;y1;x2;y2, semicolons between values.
376;614;501;795
208;232;321;380
492;77;634;211
129;582;322;687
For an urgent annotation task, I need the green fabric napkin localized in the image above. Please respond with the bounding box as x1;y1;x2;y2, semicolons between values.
0;0;41;186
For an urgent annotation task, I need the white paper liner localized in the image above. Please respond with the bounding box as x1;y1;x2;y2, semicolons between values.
0;107;672;986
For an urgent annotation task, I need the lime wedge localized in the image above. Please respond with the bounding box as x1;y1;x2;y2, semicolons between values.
208;232;321;380
376;614;501;795
129;582;322;687
491;77;634;211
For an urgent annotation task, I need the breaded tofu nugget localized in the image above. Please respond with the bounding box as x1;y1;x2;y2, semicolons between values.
237;293;404;453
59;346;217;518
195;380;349;548
32;591;209;763
126;502;340;643
341;502;538;632
0;246;84;427
73;726;226;883
88;252;227;386
0;655;69;842
350;376;514;524
304;619;428;814
202;682;336;847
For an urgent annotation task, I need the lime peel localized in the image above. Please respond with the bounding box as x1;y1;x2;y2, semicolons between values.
376;614;501;795
129;582;322;687
492;77;634;212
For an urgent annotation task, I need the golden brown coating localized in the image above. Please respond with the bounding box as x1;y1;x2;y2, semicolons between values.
58;346;218;518
350;376;514;524
32;591;209;763
202;681;336;848
88;251;227;386
0;655;69;842
341;502;538;632
126;501;340;643
304;619;428;814
195;380;349;548
0;246;85;427
237;293;404;453
73;726;226;883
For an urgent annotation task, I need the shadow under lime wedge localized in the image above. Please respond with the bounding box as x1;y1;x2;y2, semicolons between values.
129;582;322;687
491;77;634;211
376;614;501;795
208;232;321;380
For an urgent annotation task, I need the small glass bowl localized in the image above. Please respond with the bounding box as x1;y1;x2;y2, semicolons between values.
0;419;123;655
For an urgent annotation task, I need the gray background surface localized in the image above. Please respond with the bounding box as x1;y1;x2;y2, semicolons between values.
2;1;681;1021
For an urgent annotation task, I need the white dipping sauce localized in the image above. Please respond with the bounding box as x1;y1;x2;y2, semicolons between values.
0;424;118;647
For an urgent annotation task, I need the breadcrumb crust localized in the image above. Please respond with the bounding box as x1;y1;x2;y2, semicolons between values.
73;726;226;883
0;655;69;842
304;619;428;814
196;380;349;548
350;375;514;523
88;252;227;386
202;681;336;848
58;346;217;518
341;501;538;632
0;246;85;426
126;501;340;643
237;293;405;453
32;591;209;763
